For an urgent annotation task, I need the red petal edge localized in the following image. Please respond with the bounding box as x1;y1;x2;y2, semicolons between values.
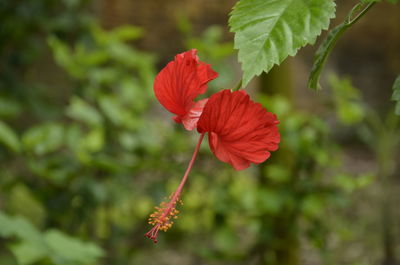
197;89;280;170
154;49;218;130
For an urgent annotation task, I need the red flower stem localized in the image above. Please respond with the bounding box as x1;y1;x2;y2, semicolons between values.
170;133;205;202
145;133;206;243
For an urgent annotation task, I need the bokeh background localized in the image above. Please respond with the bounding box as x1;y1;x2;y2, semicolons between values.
0;0;399;265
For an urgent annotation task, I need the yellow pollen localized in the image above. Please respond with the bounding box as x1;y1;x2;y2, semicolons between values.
147;197;181;233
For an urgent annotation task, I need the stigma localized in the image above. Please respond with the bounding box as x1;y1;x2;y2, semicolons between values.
145;196;181;243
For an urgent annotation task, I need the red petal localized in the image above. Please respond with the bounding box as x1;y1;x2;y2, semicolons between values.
181;98;208;131
197;89;280;170
154;49;218;130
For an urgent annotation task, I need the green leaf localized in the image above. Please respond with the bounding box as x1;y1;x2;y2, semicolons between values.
0;212;104;265
48;36;85;79
22;123;65;155
0;212;46;265
8;184;46;227
66;97;103;127
0;121;20;152
10;241;47;265
82;128;104;152
229;0;336;87
0;213;47;264
392;75;400;115
0;213;43;243
45;230;104;264
92;24;143;44
107;25;143;41
98;95;124;126
308;24;347;90
308;1;376;90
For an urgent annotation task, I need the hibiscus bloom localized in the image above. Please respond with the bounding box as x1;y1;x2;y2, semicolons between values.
146;50;280;243
197;89;280;170
154;49;218;130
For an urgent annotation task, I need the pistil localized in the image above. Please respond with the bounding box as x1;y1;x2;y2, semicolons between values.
145;133;205;243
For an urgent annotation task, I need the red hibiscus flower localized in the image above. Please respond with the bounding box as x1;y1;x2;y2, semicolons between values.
154;49;218;130
197;89;280;170
146;50;280;243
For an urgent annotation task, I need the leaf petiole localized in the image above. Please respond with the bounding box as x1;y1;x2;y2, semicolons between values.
233;79;242;91
308;1;376;91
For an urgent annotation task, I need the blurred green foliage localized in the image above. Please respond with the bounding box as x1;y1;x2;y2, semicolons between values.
391;75;400;115
329;74;365;125
327;74;400;265
177;15;236;90
0;1;390;265
0;212;103;265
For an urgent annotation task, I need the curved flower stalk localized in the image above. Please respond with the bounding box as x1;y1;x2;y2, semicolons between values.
145;133;205;243
146;50;280;243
